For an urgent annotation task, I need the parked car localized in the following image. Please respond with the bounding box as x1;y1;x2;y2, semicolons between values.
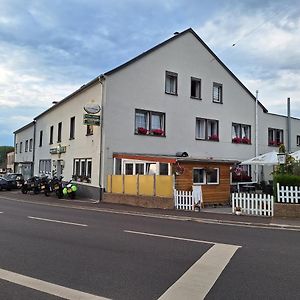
3;173;24;189
0;178;13;191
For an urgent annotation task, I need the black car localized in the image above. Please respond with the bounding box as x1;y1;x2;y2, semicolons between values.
0;177;13;191
3;173;24;189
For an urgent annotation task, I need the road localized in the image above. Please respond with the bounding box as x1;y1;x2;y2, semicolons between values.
0;193;299;299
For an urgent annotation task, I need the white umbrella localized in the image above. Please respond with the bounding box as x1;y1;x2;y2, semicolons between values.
291;150;300;160
240;151;279;166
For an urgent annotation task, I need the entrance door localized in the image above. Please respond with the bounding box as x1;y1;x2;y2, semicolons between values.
57;160;63;177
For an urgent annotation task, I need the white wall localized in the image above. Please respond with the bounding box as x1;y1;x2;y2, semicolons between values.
34;83;102;187
103;32;261;176
15;124;34;163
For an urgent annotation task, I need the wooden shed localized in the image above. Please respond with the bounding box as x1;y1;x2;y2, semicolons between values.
174;158;237;205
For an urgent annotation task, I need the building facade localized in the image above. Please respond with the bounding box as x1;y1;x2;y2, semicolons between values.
14;28;300;203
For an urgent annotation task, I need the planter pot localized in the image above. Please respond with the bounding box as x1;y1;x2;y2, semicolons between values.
235;210;242;216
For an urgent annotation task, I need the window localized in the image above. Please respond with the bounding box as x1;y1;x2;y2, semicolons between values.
268;128;283;146
73;158;92;182
159;163;169;175
191;77;201;99
86;125;93;136
57;122;62;142
70;117;75;139
232;123;251;144
39;130;43;147
193;168;205;184
50;126;54;144
25;140;28;152
39;159;51;174
117;160;171;175
196;118;219;141
193;168;219;184
206;168;219;184
15;143;18;154
20;142;23;153
29;139;33;152
125;163;134;175
135;163;144;175
297;135;300;147
165;71;178;95
213;82;223;103
135;109;166;136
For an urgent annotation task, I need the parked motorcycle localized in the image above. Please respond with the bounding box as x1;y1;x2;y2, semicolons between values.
44;176;63;198
21;176;41;194
62;180;78;199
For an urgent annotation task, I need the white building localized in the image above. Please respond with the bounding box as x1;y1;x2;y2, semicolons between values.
14;28;300;202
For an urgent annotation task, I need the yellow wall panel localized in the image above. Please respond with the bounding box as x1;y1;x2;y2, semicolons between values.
107;175;112;193
138;175;154;196
124;175;138;195
111;175;123;194
156;175;173;197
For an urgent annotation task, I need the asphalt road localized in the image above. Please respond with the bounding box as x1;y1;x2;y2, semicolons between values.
0;194;299;299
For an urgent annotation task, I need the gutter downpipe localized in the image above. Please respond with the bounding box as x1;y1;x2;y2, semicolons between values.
98;75;106;202
287;97;291;153
255;90;259;182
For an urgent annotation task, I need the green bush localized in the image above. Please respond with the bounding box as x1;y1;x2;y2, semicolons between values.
273;174;300;201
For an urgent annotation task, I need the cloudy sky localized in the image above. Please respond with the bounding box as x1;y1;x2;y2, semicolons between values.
0;0;300;145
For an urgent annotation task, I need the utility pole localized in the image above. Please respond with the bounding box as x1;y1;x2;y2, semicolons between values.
255;90;259;182
287;97;291;153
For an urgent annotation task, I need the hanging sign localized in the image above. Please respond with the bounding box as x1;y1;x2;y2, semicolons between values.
84;103;101;114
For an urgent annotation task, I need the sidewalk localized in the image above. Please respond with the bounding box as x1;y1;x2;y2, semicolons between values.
3;191;300;230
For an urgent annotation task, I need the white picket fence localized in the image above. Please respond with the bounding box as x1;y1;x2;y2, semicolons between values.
232;193;274;217
277;183;300;204
174;186;202;210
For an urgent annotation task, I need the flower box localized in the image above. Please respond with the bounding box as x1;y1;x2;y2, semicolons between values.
209;134;219;141
151;129;165;136
137;127;148;135
242;137;251;144
232;137;242;144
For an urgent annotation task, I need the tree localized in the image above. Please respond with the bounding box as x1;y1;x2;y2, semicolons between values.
0;146;14;168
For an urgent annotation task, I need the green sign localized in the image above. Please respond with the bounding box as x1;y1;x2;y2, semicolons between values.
83;114;100;126
83;118;100;126
84;114;100;120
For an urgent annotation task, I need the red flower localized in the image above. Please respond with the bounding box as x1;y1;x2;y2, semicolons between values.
151;129;164;136
209;134;219;141
232;137;242;143
242;137;251;144
137;127;148;134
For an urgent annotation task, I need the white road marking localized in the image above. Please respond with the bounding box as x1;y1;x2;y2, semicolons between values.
158;244;240;300
1;195;299;231
0;211;3;214
124;230;241;247
28;216;88;227
125;230;241;300
0;267;109;299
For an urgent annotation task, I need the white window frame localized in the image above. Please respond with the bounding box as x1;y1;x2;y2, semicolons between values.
165;71;178;95
119;159;171;175
213;82;223;103
73;158;92;180
196;118;219;141
193;167;220;185
193;168;205;184
39;159;51;174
